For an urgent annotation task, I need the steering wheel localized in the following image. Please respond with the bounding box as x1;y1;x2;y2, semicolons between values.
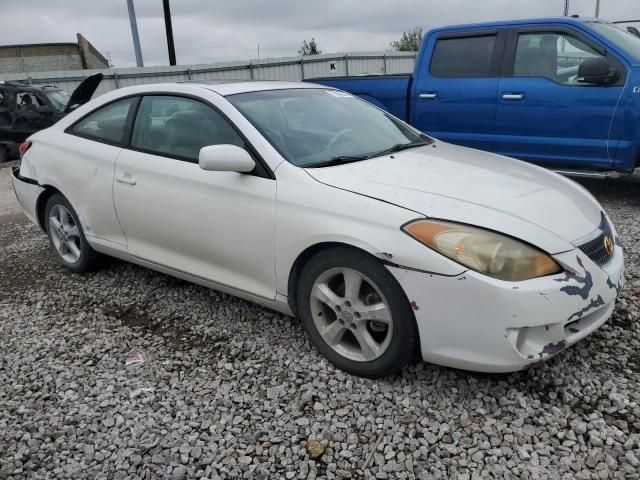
263;126;293;158
326;129;354;150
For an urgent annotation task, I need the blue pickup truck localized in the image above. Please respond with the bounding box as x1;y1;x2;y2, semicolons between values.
312;17;640;174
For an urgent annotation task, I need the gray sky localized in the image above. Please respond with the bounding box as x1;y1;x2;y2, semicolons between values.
0;0;636;67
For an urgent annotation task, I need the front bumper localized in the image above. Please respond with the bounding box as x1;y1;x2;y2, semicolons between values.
12;167;44;227
389;245;624;373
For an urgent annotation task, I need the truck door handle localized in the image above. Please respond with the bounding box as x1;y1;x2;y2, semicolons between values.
116;173;137;185
419;92;438;100
502;93;524;101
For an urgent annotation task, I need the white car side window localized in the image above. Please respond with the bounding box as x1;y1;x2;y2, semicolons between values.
130;95;245;162
71;98;135;144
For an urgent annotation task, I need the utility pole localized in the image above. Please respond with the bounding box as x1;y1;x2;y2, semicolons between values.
126;0;144;67
162;0;177;66
595;0;600;18
563;0;570;16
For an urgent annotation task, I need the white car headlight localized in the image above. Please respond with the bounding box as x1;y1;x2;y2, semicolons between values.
402;219;562;281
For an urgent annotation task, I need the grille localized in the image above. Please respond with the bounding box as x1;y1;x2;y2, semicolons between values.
574;213;614;268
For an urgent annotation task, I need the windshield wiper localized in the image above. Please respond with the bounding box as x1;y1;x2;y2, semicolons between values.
306;154;371;168
305;139;432;168
369;140;433;158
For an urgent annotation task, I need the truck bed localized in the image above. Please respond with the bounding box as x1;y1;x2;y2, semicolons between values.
305;75;411;121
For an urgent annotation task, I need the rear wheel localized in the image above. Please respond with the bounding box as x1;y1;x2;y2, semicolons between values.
45;193;102;272
297;247;418;378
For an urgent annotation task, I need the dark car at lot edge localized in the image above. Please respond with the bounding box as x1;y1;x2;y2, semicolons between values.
0;73;102;162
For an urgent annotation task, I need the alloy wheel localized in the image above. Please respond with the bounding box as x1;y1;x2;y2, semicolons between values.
310;267;393;362
48;204;82;264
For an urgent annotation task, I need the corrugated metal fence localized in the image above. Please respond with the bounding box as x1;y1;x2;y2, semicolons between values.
1;51;417;97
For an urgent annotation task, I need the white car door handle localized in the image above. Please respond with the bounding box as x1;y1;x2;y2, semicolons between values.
419;92;438;99
502;93;524;101
116;173;137;185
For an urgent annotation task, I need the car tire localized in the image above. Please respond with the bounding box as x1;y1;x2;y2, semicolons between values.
0;145;8;163
44;193;102;273
297;247;418;378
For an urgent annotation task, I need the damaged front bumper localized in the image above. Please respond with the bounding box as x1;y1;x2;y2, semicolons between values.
388;245;624;373
12;167;44;227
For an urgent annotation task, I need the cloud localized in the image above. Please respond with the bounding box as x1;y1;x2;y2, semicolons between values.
0;0;635;67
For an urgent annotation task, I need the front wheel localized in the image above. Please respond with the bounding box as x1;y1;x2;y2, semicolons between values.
45;193;102;273
297;247;418;378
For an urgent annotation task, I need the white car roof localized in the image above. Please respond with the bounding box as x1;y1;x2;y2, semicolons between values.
185;80;324;96
89;81;328;104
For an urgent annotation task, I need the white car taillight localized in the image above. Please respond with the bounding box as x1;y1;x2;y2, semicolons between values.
19;140;32;158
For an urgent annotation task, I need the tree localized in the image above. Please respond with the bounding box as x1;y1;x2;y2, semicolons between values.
391;27;423;52
298;38;322;56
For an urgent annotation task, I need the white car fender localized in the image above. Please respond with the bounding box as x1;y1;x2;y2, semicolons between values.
273;162;467;297
19;129;127;247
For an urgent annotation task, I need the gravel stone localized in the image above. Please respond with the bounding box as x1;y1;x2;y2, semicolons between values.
190;446;202;459
307;440;326;460
171;465;187;480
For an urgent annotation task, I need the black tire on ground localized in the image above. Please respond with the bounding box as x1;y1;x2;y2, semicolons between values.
296;246;419;378
44;193;103;273
0;145;8;163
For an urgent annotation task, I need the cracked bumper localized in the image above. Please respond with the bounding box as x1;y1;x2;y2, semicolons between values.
388;245;624;373
12;167;43;227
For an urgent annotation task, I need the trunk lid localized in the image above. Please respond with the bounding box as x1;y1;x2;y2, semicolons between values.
64;73;103;113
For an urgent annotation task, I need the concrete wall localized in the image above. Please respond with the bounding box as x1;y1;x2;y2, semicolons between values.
76;34;110;70
0;36;109;75
0;44;83;74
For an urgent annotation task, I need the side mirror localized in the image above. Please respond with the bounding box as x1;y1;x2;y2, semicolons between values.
578;57;617;85
627;26;640;38
37;105;53;114
199;144;255;173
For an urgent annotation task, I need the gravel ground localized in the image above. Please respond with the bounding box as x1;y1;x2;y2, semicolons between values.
0;163;639;480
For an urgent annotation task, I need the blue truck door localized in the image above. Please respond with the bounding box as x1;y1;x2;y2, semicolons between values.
410;29;506;151
494;26;625;170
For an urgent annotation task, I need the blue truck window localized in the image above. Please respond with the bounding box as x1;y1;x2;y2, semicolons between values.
430;35;496;77
587;22;640;62
514;32;603;85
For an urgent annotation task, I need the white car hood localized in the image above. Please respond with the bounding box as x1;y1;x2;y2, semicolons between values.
305;142;603;254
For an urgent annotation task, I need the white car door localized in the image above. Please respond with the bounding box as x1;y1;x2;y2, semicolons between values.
53;97;138;247
113;95;277;300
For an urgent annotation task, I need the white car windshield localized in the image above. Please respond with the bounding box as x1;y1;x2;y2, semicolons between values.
227;88;430;167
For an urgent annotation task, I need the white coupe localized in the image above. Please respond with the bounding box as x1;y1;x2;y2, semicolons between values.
12;81;624;377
